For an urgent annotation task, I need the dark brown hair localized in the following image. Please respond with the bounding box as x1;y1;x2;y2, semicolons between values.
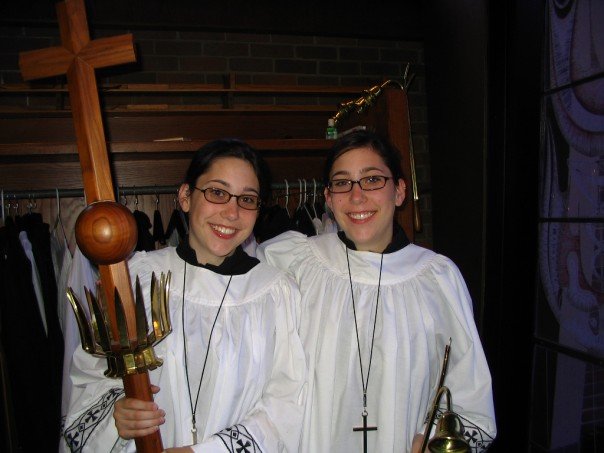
323;130;405;184
184;138;271;202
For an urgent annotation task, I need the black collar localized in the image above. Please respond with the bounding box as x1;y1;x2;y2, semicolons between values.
176;237;259;275
337;222;410;254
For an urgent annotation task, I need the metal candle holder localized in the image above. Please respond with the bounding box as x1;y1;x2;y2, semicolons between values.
67;272;172;378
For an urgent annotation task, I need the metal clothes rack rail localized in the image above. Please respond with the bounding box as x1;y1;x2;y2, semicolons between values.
1;181;324;200
1;185;179;200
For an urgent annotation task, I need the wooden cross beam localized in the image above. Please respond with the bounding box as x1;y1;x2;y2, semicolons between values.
19;1;162;451
19;0;134;203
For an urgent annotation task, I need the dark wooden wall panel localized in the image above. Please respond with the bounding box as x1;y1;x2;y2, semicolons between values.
0;111;330;143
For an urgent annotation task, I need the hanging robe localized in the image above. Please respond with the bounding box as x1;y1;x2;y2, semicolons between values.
0;220;62;452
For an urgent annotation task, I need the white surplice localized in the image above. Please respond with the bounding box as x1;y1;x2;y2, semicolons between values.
61;246;306;452
59;246;97;425
258;231;497;452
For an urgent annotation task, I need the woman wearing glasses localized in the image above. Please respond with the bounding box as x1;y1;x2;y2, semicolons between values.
258;130;496;452
62;139;306;452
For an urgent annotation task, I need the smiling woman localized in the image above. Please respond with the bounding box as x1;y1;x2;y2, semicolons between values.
61;139;306;453
178;141;267;267
258;130;497;453
325;146;406;253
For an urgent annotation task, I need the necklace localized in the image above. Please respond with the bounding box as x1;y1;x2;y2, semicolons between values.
346;247;384;453
181;261;233;444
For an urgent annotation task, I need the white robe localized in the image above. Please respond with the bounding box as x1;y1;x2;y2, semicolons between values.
60;247;96;423
258;231;497;453
62;246;307;452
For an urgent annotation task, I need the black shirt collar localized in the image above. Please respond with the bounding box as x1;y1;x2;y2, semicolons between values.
337;222;410;254
176;237;259;275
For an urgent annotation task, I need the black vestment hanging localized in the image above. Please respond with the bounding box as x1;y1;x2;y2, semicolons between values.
0;220;62;452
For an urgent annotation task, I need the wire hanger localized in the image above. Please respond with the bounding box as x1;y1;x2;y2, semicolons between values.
11;196;18;218
284;179;290;217
27;194;37;214
54;188;69;246
297;179;303;211
311;179;318;218
55;189;61;222
302;179;314;221
134;187;139;210
153;189;166;246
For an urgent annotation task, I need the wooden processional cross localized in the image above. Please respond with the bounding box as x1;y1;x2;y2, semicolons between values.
19;1;164;452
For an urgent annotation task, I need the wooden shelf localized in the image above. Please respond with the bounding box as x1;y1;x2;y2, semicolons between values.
0;83;366;95
0;84;416;241
0;104;336;117
0;138;334;156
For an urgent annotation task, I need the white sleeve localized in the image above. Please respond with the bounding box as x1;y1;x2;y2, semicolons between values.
192;276;307;453
61;347;135;453
256;230;308;272
428;257;497;450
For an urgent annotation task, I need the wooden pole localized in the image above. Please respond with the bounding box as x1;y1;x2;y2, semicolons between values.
19;1;162;451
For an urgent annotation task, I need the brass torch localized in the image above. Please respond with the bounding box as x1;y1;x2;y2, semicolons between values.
67;272;172;378
420;339;470;453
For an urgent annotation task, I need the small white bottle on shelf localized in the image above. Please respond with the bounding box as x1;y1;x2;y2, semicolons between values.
325;118;338;139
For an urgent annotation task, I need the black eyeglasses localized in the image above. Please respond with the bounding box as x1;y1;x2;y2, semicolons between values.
327;175;392;193
193;187;261;210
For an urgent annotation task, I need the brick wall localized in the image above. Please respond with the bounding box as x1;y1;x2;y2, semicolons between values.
0;25;433;246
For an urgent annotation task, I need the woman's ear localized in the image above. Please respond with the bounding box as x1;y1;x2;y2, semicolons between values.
178;183;191;212
394;179;406;207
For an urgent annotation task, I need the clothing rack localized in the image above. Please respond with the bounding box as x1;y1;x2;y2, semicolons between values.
1;182;325;200
1;185;179;200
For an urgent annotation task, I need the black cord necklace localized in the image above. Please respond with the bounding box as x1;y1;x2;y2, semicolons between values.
181;261;233;444
347;247;384;453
